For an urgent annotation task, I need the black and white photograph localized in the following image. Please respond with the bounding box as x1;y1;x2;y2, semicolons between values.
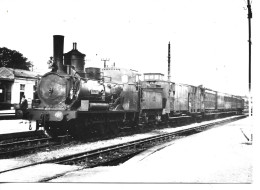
0;0;258;188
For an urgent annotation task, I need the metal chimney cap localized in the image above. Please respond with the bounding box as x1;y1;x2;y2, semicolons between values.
73;42;77;50
53;35;64;37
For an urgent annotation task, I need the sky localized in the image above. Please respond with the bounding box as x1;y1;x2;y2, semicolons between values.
0;0;258;96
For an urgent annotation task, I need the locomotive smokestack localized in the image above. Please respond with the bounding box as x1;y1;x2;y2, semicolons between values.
53;35;64;73
167;41;171;81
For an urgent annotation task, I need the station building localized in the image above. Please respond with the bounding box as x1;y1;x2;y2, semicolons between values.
0;67;40;110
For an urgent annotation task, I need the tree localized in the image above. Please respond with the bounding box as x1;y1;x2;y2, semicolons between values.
0;47;32;70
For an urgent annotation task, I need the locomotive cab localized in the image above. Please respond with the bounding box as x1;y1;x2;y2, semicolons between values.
102;67;139;84
102;66;140;111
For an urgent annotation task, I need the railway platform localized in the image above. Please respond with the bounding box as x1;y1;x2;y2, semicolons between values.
51;116;254;183
0;119;36;134
0;109;15;114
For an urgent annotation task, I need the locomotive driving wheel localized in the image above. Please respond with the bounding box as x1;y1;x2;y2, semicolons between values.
68;118;92;139
44;121;68;138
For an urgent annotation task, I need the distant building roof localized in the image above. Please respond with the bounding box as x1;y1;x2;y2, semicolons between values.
143;73;164;76
0;67;14;81
0;67;40;81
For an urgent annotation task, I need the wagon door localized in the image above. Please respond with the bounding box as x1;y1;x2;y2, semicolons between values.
174;84;188;112
196;87;203;113
188;86;197;113
169;83;175;112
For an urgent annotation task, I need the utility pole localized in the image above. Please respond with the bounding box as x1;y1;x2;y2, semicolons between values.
101;58;110;68
246;0;252;116
167;42;171;82
247;0;252;92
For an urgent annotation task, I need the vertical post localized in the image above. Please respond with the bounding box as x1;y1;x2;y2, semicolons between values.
247;0;252;116
168;42;171;82
247;0;252;92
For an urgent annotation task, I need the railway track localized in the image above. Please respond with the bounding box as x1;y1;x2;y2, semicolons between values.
0;115;246;181
50;115;246;166
0;135;71;158
0;130;46;142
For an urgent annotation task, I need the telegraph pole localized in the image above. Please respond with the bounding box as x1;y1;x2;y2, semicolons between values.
101;58;110;68
246;0;252;116
247;0;252;92
167;42;171;82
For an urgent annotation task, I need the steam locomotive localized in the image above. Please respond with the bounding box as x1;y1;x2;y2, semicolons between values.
24;35;244;138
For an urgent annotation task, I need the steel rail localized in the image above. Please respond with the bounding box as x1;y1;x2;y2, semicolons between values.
0;137;52;148
0;135;70;158
0;131;45;141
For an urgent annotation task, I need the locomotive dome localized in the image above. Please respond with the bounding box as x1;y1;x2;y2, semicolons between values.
64;42;86;76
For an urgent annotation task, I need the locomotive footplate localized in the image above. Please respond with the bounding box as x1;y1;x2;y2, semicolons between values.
27;109;77;122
